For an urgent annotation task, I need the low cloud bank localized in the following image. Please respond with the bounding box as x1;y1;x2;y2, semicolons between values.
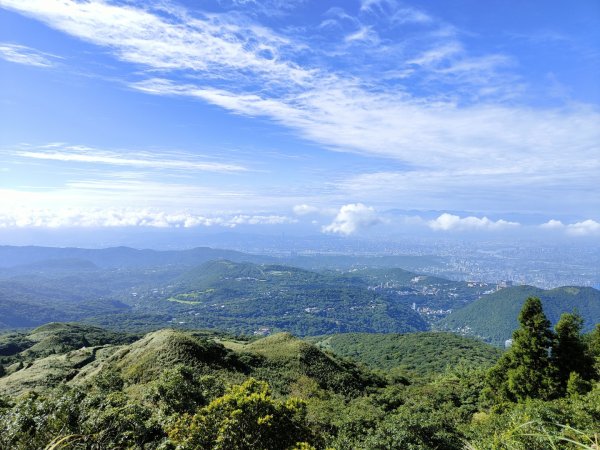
428;213;520;231
0;208;296;229
541;219;600;236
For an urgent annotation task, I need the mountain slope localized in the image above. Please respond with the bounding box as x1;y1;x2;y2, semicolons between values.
439;285;600;346
0;326;381;398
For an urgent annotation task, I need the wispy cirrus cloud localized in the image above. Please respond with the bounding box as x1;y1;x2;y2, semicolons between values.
15;144;248;173
334;166;600;216
1;0;599;220
3;0;597;172
0;42;59;67
0;0;311;87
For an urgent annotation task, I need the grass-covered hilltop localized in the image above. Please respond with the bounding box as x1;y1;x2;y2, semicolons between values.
0;297;599;449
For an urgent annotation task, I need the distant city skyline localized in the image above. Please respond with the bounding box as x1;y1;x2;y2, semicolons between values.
1;0;599;240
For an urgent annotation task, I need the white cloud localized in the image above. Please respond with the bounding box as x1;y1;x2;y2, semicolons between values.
130;78;600;185
407;42;462;66
540;219;565;229
15;144;248;173
360;0;397;14
0;42;57;67
540;219;600;236
566;220;600;236
390;8;432;24
0;0;311;86
0;208;295;229
228;214;296;226
322;203;381;235
344;25;379;45
428;213;519;231
293;204;320;216
223;0;306;17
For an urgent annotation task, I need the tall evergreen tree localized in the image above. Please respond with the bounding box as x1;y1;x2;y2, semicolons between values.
485;297;555;402
587;323;600;377
552;312;594;394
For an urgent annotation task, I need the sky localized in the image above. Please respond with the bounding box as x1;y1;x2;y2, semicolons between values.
0;0;599;243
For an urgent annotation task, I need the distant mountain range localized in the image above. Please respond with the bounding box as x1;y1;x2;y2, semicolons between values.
0;246;598;345
0;245;271;269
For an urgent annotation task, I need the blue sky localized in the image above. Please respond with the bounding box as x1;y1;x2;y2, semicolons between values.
0;0;599;239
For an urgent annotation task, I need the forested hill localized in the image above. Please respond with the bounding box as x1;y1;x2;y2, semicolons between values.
440;285;600;345
157;260;429;335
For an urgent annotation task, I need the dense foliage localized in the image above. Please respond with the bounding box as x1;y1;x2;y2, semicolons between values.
0;302;598;449
485;298;597;406
308;332;502;377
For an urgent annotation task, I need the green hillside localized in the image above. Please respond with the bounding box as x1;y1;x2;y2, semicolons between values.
0;320;598;449
309;332;502;376
149;260;429;336
0;326;379;399
440;285;600;346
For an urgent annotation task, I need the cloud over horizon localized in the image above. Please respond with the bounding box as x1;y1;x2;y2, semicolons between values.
540;219;600;236
322;203;381;236
0;208;296;229
428;213;520;231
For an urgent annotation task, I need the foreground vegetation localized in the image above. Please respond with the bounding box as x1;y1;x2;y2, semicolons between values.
0;298;598;449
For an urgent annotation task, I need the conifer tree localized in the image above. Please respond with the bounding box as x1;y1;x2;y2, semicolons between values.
586;323;600;377
485;297;555;402
552;312;594;394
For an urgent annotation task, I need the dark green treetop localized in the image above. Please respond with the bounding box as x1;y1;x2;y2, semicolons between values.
485;297;556;402
552;312;595;394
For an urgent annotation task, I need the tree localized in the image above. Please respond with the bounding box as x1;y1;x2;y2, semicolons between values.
167;378;313;450
146;365;221;415
566;371;590;396
486;297;556;402
588;323;600;377
552;312;594;394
